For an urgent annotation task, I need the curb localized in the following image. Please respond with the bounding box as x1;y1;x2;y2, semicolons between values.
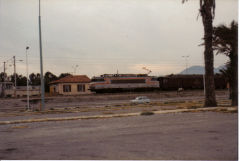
0;107;236;125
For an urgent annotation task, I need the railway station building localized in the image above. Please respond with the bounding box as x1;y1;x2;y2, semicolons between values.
49;75;91;95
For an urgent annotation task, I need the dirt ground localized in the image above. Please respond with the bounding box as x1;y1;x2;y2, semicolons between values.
0;90;231;121
0;90;229;111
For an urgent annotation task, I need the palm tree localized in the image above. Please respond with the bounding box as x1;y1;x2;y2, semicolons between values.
213;21;238;106
183;0;217;107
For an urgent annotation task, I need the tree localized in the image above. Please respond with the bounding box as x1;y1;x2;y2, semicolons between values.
44;71;58;92
0;72;6;82
29;73;41;86
58;73;71;79
213;21;238;106
183;0;217;107
10;74;27;86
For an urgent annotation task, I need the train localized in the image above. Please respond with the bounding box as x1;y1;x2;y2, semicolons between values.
158;74;227;90
89;74;227;93
89;74;159;93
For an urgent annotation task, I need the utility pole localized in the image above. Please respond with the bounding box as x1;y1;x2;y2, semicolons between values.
26;47;30;110
39;0;45;110
2;62;6;97
3;62;6;79
202;54;206;96
3;62;6;80
13;56;17;97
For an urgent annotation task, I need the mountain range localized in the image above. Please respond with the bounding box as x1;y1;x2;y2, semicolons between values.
179;65;226;75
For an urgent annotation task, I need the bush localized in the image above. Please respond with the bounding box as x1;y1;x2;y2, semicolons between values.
140;111;154;116
6;94;12;98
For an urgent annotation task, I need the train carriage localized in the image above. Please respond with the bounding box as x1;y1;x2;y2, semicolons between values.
158;74;227;90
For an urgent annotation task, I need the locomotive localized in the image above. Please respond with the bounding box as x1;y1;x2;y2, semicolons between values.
89;74;159;93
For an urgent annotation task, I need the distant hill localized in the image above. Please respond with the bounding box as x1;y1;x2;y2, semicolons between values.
179;65;225;75
215;65;226;73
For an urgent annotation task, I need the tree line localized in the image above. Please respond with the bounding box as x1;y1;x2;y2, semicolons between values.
0;71;71;92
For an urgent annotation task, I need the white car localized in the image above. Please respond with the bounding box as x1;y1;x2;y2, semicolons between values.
131;96;150;104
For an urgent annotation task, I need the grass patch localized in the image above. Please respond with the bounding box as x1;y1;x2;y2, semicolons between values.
217;108;228;112
187;106;198;109
182;109;201;113
227;109;238;113
102;111;115;115
5;148;17;152
11;125;28;129
176;106;185;109
213;107;238;113
140;111;154;116
164;102;170;104
164;101;186;105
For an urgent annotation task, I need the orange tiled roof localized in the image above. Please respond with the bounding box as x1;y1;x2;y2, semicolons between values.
49;75;90;84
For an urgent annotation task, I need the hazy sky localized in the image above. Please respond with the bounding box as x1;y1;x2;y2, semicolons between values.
0;0;238;77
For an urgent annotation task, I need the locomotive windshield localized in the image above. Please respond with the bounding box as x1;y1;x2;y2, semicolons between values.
91;78;105;82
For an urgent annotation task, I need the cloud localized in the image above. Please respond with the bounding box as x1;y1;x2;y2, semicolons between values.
129;63;183;76
0;0;237;77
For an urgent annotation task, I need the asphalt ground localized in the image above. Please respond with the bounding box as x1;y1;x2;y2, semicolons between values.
0;111;237;160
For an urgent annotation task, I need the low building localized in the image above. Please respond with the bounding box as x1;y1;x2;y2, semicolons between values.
0;82;41;98
0;82;14;97
10;86;41;97
49;75;91;95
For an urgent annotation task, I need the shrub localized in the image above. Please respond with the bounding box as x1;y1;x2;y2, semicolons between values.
140;111;154;116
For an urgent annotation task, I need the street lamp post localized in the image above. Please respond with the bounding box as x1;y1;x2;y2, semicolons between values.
13;56;23;98
39;0;45;110
13;56;16;97
26;46;30;110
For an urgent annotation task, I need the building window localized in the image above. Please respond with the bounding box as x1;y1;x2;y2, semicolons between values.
63;85;71;92
77;84;85;92
53;85;57;93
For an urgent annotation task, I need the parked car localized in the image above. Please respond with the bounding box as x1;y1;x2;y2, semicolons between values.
131;96;150;104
